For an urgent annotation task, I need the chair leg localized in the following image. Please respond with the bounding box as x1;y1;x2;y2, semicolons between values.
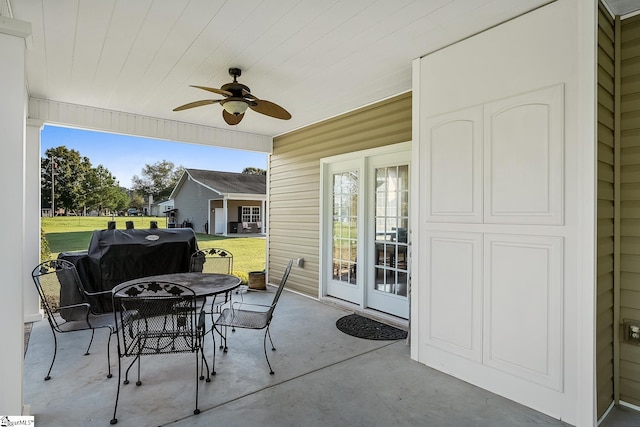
263;328;274;375
106;329;113;378
219;325;228;352
136;354;142;386
266;327;276;351
84;329;96;355
209;310;217;377
198;328;211;382
199;346;211;381
111;351;122;424
45;328;58;381
193;351;201;415
123;354;139;385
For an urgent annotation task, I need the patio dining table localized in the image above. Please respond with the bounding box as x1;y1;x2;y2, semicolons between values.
115;272;242;378
116;272;242;299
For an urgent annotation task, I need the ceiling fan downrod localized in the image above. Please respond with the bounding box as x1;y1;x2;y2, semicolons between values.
229;67;242;82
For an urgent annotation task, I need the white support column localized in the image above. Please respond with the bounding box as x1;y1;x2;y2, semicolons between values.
25;119;44;323
0;16;32;416
222;197;228;236
261;199;266;234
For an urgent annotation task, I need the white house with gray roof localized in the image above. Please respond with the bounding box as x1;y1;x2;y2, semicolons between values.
168;169;266;236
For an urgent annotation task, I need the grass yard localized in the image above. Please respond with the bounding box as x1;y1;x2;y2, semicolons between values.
42;216;266;276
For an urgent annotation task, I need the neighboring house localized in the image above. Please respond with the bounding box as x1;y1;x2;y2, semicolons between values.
149;199;173;217
169;169;266;235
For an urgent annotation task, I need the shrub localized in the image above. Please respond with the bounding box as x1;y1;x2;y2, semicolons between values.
41;228;51;261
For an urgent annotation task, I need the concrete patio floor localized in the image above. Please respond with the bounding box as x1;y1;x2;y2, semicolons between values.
23;287;635;427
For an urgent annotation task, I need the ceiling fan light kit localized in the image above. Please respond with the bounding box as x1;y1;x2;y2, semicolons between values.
222;99;249;115
173;67;291;125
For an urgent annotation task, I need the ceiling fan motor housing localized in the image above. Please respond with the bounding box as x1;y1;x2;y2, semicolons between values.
221;82;251;97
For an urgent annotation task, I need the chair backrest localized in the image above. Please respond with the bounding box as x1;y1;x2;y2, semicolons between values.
31;259;90;327
268;259;293;315
112;281;198;357
190;248;233;274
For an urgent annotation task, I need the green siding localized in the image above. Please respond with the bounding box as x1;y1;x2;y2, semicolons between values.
269;93;412;296
597;4;615;416
620;11;640;409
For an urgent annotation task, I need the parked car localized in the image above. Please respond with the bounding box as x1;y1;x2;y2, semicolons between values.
127;208;139;216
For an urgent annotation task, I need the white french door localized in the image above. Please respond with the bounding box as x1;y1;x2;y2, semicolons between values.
321;144;410;319
367;153;410;319
324;159;362;304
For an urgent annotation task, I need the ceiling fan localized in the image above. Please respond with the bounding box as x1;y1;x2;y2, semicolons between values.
173;68;291;125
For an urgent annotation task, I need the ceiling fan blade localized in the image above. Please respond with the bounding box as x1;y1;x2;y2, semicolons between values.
223;109;244;125
249;99;291;120
173;99;221;111
191;85;233;97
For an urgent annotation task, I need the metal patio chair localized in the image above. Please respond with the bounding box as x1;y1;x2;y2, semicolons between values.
189;247;236;373
190;248;233;274
190;247;236;297
191;247;241;296
31;259;115;381
110;281;202;424
215;259;293;374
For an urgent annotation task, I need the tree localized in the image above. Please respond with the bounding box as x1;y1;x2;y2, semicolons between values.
129;191;145;210
131;160;183;199
84;165;128;215
42;146;127;216
41;146;92;214
242;167;266;175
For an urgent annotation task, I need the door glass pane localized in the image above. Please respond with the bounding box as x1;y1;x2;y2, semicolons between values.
332;171;358;285
374;165;408;297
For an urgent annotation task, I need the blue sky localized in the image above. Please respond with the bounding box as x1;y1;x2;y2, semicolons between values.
41;125;268;189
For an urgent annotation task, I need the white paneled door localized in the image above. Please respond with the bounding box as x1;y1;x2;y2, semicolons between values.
322;145;411;319
214;208;225;234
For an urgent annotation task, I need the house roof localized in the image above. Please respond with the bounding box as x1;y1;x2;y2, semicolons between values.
171;169;266;199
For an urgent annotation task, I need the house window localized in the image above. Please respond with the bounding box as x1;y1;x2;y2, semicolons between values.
241;206;260;222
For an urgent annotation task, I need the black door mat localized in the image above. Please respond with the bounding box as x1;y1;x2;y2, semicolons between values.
336;314;407;340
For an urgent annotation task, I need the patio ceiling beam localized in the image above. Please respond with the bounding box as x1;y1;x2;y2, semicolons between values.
28;98;273;153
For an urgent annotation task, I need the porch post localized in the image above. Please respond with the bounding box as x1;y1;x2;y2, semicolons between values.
0;16;32;415
223;197;228;236
24;119;44;322
262;199;266;234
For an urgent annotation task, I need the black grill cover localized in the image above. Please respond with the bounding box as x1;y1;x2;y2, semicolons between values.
67;228;198;312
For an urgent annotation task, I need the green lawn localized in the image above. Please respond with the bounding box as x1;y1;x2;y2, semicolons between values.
42;216;266;277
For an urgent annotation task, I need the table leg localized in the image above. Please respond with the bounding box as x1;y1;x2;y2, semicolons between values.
197;301;211;382
208;290;232;376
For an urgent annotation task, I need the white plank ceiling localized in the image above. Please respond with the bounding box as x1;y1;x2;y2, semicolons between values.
7;0;556;138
